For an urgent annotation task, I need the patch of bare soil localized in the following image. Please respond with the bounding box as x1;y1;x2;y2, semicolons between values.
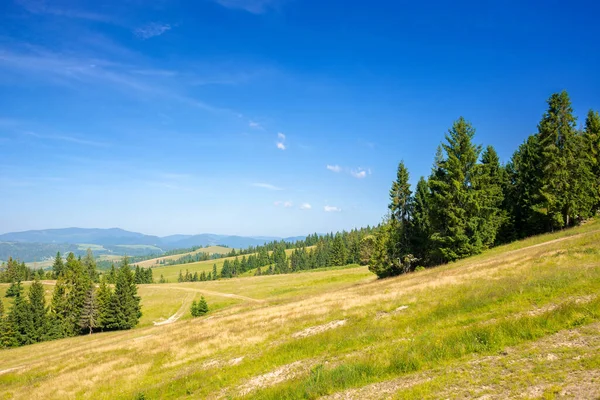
292;319;347;339
320;376;431;400
238;361;311;396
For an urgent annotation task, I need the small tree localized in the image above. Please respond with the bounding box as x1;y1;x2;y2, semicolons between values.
5;280;23;297
197;296;209;315
190;300;199;317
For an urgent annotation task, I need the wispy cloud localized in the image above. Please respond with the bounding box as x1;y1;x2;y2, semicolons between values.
324;205;341;212
249;120;263;129
276;132;286;150
0;48;237;116
350;168;371;179
134;23;173;40
22;131;109;147
274;200;293;207
326;164;342;173
214;0;282;14
300;203;312;210
252;182;282;191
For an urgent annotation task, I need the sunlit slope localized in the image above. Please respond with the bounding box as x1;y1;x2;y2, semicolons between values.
0;220;599;399
151;247;311;282
132;245;233;269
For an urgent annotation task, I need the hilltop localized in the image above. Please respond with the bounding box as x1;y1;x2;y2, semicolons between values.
0;219;598;399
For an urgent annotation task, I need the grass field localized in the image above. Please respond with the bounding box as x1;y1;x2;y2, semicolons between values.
133;245;234;269
149;247;305;282
1;221;599;399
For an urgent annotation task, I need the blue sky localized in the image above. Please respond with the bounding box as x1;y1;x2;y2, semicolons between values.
1;0;599;237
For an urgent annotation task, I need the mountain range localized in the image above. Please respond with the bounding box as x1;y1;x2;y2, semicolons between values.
0;228;307;263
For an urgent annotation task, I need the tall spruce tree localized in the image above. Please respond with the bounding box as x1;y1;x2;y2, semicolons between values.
535;91;579;229
584;110;600;212
107;258;141;330
387;161;414;272
79;286;99;334
96;276;114;331
474;145;505;247
411;177;432;265
52;252;64;279
28;279;48;342
82;249;98;283
429;117;484;262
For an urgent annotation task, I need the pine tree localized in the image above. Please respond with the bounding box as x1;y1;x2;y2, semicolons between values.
5;280;23;297
82;249;98;283
583;109;600;212
535;91;579;229
212;264;217;280
429;117;484;262
8;287;34;345
411;177;432;265
28;279;48;342
49;277;70;338
79;286;99;334
96;276;115;331
330;233;348;267
0;299;4;317
368;221;395;278
52;252;64;279
63;252;91;335
473;146;505;247
197;296;208;315
190;300;198;317
107;258;141;330
387;161;414;272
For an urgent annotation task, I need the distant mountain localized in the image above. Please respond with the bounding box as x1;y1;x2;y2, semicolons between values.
0;227;161;246
0;228;307;263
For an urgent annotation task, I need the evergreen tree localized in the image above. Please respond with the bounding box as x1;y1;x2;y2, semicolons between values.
0;299;4;318
535;91;580;229
583;109;600;212
212;264;217;280
429;117;484;262
197;296;208;315
28;279;48;342
473;145;506;247
49;276;70;338
96;276;115;331
411;177;432;265
5;280;23;297
63;252;90;335
52;252;64;279
190;300;198;317
107;258;141;330
79;286;99;334
330;233;348;266
8;286;34;345
82;249;98;283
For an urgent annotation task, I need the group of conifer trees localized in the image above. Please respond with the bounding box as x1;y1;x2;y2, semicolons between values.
370;91;600;278
0;251;142;348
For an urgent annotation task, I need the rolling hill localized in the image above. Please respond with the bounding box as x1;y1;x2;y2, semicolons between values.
0;220;599;399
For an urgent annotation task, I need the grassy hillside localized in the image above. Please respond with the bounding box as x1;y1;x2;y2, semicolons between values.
0;221;599;399
150;247;305;282
132;246;234;269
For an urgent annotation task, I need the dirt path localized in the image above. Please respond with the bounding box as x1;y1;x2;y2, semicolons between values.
153;293;193;326
143;284;264;303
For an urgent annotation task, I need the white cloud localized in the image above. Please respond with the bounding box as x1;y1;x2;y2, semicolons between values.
134;23;172;39
324;205;341;212
249;120;262;129
274;200;293;207
300;203;312;210
350;168;370;179
276;132;286;150
326;164;342;173
273;201;282;206
252;182;282;191
283;201;293;208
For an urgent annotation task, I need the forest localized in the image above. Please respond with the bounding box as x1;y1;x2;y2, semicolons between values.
369;91;600;277
0;252;142;348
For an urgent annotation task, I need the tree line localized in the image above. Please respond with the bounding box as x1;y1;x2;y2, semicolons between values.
370;91;600;278
1;252;142;348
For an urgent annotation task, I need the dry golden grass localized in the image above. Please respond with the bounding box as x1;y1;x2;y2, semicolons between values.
0;222;599;399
